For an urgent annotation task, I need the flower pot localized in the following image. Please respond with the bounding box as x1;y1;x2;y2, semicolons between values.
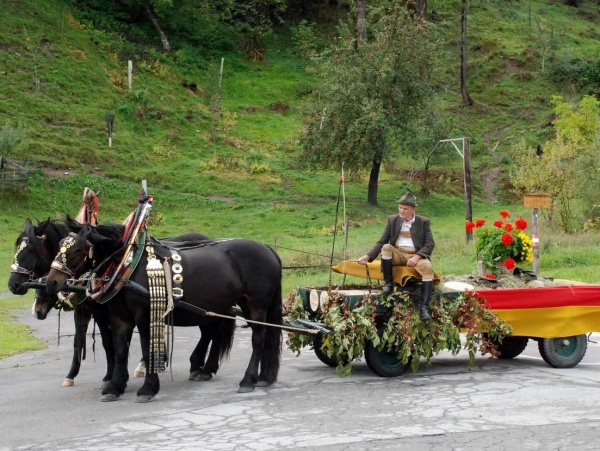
477;258;486;277
495;260;515;276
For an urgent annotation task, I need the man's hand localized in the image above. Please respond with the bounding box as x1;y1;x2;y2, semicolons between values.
406;254;421;267
358;255;370;265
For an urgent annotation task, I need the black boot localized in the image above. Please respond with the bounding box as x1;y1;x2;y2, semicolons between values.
381;258;394;295
419;280;433;321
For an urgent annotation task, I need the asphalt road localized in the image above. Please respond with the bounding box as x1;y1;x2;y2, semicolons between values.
2;292;600;451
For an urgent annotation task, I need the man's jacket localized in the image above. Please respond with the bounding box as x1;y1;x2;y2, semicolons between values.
365;214;435;262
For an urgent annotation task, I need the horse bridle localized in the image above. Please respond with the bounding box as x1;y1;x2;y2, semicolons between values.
11;235;50;279
11;234;62;309
10;237;35;277
50;232;95;279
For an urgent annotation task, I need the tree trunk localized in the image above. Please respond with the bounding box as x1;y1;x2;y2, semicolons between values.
460;0;473;106
368;157;380;205
355;0;367;47
145;3;171;51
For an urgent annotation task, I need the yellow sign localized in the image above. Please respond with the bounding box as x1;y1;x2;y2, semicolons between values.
524;194;551;209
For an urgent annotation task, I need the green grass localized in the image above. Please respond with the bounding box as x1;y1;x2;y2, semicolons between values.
0;295;45;358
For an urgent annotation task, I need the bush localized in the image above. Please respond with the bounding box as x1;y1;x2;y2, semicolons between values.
547;55;600;94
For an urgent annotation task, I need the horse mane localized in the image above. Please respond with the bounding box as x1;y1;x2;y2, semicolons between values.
76;223;127;264
94;223;126;242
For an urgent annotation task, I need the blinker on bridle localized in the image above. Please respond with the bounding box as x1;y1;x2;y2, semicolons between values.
10;234;46;277
50;232;94;278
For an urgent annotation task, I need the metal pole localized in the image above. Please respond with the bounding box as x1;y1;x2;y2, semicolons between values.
439;137;473;242
463;138;473;242
128;60;133;93
532;208;540;276
105;113;114;148
219;58;224;88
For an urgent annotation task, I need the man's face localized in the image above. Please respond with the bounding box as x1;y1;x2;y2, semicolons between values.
398;204;415;221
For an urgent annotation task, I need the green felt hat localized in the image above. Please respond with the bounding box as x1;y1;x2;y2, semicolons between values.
397;190;417;207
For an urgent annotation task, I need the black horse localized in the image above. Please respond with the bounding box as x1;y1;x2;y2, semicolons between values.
8;218;118;387
9;218;225;387
46;223;283;402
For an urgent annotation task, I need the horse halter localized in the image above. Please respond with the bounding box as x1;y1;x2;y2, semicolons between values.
50;232;95;278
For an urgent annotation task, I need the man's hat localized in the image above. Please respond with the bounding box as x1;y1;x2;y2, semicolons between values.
397;190;417;207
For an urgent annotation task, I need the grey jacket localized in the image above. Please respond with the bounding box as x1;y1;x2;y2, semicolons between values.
365;214;435;262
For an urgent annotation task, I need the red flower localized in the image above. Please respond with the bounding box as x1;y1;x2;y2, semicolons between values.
500;210;510;218
501;234;514;246
503;258;516;270
515;216;528;230
475;219;486;228
493;220;503;228
465;221;476;232
504;223;514;232
485;273;496;279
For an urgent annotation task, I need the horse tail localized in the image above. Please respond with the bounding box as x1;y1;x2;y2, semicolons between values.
216;318;236;363
263;247;283;384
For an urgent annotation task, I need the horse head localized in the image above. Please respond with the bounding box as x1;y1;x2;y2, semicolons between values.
32;287;59;320
46;224;123;295
9;218;62;295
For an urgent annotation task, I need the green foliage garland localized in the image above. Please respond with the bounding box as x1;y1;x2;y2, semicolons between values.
285;288;512;376
319;292;379;377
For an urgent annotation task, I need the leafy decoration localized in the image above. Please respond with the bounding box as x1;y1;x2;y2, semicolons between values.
286;288;512;375
319;291;379;377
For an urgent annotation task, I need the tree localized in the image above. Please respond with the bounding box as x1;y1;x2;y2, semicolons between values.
231;0;288;61
511;95;600;232
399;112;456;195
300;5;439;205
72;0;237;54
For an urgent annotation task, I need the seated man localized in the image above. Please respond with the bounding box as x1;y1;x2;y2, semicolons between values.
358;190;435;321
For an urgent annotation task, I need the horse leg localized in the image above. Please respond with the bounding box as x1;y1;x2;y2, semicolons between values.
256;287;283;387
94;311;115;389
63;308;92;387
135;315;160;403
238;324;267;393
133;358;146;378
193;319;236;381
189;326;212;381
101;314;132;402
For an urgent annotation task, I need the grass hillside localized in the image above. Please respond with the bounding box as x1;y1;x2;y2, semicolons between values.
2;0;600;292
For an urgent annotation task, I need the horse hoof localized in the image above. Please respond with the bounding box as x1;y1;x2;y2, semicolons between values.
188;371;200;380
133;370;145;378
62;378;74;387
101;394;119;402
135;395;154;403
193;373;213;382
256;381;270;388
237;386;255;393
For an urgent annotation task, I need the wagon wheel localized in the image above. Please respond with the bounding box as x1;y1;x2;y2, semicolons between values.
312;334;340;367
538;335;588;368
485;334;529;359
364;328;410;378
